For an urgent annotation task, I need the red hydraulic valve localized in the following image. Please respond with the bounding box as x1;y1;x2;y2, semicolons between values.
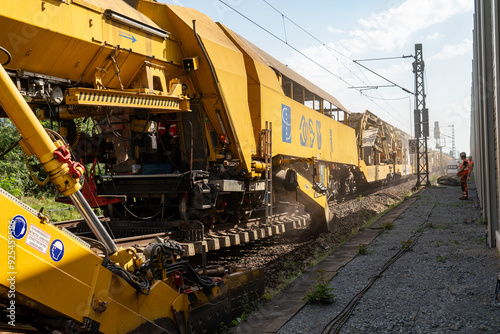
53;145;85;178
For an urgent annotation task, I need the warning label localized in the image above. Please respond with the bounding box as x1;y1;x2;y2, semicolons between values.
26;224;51;254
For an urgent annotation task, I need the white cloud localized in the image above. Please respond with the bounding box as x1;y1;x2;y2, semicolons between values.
166;0;183;5
285;0;472;74
327;26;343;34
344;0;472;53
435;96;471;152
284;0;473;83
281;0;472;133
428;39;473;61
426;32;444;40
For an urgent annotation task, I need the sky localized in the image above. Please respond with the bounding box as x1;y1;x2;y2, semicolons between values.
159;0;474;157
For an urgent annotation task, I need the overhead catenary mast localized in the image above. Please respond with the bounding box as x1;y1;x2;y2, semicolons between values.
413;43;431;187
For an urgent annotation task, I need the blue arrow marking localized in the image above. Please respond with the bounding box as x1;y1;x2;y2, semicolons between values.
119;32;137;43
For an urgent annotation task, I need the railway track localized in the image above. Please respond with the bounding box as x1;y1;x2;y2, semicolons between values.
53;212;311;257
45;177;415;332
51;177;415;260
204;179;416;290
332;175;414;204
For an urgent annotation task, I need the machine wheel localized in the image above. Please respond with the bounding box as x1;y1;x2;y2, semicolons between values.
216;211;230;224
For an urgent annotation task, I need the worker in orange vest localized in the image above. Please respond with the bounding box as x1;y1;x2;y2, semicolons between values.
457;152;470;200
467;155;474;179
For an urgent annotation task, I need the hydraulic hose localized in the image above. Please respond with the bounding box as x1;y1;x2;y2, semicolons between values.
0;46;11;66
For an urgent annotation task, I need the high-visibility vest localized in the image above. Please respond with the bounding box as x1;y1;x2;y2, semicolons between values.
458;159;469;177
468;158;474;172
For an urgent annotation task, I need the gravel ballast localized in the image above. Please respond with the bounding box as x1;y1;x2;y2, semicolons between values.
278;181;500;334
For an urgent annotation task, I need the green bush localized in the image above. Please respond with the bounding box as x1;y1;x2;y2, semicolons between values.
0;119;53;197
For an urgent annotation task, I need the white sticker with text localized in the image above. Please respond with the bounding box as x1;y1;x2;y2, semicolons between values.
25;224;51;254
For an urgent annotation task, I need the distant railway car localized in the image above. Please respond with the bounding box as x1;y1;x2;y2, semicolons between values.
349;110;412;186
426;149;454;175
446;161;459;176
0;0;412;237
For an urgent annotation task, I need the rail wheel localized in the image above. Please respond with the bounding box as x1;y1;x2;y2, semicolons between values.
216;211;230;224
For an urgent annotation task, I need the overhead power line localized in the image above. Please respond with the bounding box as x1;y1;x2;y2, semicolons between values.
218;0;411;131
258;1;413;131
355;55;413;62
353;58;414;94
218;1;349;85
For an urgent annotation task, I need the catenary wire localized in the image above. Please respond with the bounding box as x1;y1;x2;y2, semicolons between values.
221;0;411;131
261;0;413;104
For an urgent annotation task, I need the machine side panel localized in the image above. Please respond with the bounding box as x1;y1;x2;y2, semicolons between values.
0;190;183;333
262;91;358;165
161;4;256;171
218;24;358;166
1;190;99;323
0;0;173;87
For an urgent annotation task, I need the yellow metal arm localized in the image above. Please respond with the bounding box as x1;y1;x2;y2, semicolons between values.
0;65;82;197
0;64;117;253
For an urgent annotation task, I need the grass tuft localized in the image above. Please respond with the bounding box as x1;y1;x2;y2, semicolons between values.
303;269;335;304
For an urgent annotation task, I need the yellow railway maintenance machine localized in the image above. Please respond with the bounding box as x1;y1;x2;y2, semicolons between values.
0;0;412;329
0;0;338;235
0;61;263;333
0;0;412;242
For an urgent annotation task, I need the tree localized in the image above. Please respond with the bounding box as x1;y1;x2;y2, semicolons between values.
0;118;52;197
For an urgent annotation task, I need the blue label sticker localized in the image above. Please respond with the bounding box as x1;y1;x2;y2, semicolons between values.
50;239;65;262
300;116;316;148
282;104;291;143
10;215;27;240
316;120;322;149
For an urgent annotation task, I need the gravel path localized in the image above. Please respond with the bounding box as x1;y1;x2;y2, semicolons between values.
208;180;415;295
278;182;500;334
